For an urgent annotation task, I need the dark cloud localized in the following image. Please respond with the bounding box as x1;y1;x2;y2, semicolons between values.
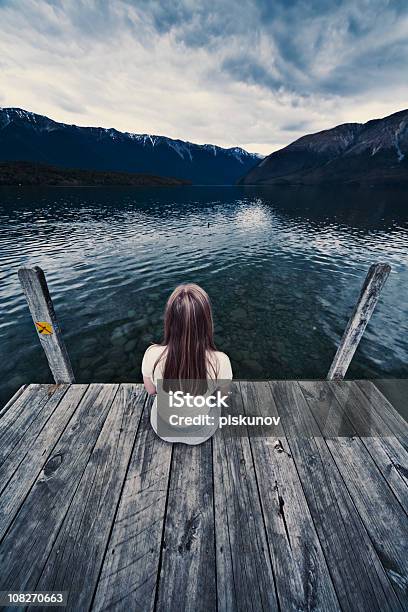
281;120;311;132
1;0;407;154
221;55;284;92
130;0;408;98
7;0;407;99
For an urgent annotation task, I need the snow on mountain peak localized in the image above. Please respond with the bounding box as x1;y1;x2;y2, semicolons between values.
0;107;263;184
0;107;261;166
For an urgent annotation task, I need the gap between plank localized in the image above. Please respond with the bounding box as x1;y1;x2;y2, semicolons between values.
152;429;175;612
238;381;282;612
88;385;150;611
295;381;405;610
29;384;121;596
0;384;89;546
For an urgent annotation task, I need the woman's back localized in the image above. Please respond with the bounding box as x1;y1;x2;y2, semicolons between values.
141;283;233;445
142;344;232;387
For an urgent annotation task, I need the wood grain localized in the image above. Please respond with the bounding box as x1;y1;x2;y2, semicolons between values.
212;382;279;611
0;385;28;420
155;439;215;612
0;385;69;497
270;380;403;612
374;379;408;422
34;384;146;611
300;380;408;604
0;384;60;453
0;384;118;591
18;266;75;383
0;381;406;611
0;385;88;541
300;380;408;513
92;394;173;612
241;380;340;611
357;380;408;443
327;263;391;380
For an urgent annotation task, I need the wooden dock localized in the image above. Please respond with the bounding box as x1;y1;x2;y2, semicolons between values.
0;380;407;611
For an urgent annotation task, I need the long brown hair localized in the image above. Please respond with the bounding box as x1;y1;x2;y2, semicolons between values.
154;284;218;391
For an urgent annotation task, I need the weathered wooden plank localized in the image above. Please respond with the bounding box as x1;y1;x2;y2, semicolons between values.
0;384;49;439
155;439;216;612
0;384;67;468
92;395;173;612
34;384;145;611
300;380;408;513
328;380;408;439
0;384;69;497
331;379;408;458
18;266;75;383
240;381;340;611
0;385;27;420
357;380;408;442
0;385;88;541
0;384;118;591
213;382;279;611
270;380;403;612
326;438;408;605
374;379;408;423
327;263;391;380
299;381;408;605
297;381;355;438
1;379;406;611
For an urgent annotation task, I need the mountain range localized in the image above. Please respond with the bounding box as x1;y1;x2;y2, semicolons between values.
240;109;408;186
0;108;261;185
1;107;407;187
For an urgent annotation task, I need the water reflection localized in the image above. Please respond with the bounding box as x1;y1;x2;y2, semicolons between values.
0;184;407;405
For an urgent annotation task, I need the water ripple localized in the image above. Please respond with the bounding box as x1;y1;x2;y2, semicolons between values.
1;184;408;404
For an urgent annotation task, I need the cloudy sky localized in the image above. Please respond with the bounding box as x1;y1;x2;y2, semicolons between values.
0;0;407;154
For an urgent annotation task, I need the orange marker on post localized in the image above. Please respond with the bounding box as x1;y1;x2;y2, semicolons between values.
18;266;75;383
35;321;53;335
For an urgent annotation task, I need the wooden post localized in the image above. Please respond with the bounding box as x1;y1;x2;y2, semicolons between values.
18;266;75;383
327;263;391;380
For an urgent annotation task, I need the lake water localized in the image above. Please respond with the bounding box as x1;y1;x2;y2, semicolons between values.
1;184;407;406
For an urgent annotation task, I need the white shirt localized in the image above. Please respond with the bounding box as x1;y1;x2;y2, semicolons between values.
141;344;233;445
